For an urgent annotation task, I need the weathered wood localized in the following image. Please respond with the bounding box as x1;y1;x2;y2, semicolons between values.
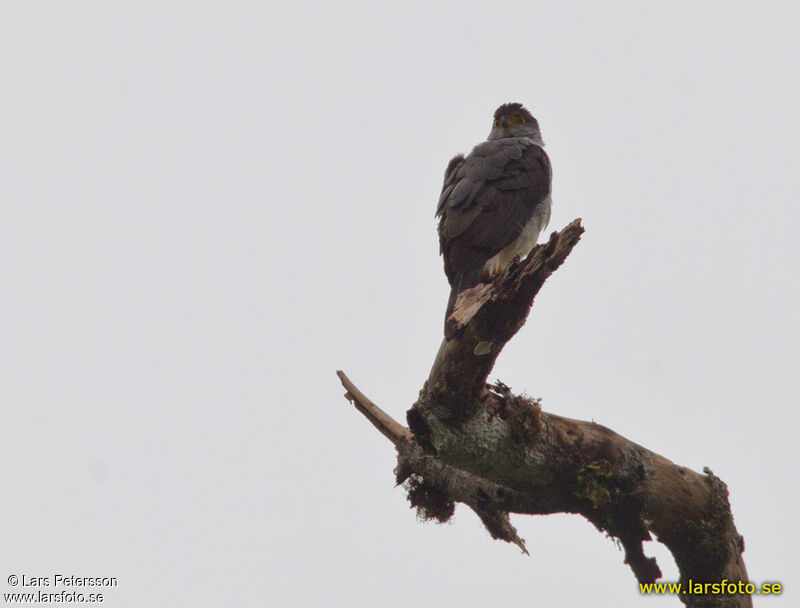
338;219;749;608
337;370;412;444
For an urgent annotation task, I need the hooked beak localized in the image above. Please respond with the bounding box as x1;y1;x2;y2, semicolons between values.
500;116;509;128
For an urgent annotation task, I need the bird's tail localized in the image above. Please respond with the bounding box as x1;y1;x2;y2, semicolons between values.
443;269;484;338
444;286;459;339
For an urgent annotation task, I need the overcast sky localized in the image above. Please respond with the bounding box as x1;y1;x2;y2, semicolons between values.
1;2;798;606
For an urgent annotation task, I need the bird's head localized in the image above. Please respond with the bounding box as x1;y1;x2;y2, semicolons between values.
488;102;543;143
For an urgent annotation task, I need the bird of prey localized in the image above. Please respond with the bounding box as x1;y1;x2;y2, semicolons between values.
436;102;552;337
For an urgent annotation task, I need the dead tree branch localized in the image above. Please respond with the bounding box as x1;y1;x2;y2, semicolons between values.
337;219;749;608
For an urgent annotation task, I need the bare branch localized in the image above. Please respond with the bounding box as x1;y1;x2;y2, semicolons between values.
336;370;413;444
338;220;749;608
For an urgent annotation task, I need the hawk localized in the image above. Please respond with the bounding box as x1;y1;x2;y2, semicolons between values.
436;102;552;337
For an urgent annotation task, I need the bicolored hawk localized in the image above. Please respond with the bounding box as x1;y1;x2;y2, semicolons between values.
436;102;552;337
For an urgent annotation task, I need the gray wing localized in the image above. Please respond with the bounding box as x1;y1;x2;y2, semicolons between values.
436;138;551;288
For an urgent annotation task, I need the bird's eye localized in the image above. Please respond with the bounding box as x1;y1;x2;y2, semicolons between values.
493;119;500;128
517;115;526;125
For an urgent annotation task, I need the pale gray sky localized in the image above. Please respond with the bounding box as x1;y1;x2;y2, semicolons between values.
1;2;797;606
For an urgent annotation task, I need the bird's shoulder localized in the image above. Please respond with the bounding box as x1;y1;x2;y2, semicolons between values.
436;137;549;217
